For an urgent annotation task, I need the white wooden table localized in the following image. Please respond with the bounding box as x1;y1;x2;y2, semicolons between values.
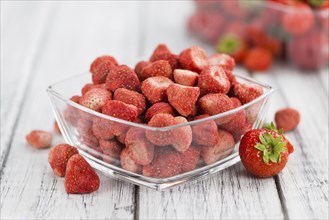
1;1;328;219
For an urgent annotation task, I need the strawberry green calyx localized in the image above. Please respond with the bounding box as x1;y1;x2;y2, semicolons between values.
255;133;287;164
264;122;284;134
216;34;241;54
308;0;326;7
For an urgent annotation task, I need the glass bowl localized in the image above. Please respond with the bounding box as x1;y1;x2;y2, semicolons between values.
47;73;273;190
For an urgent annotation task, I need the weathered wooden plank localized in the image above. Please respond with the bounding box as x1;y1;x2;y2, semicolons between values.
1;2;142;219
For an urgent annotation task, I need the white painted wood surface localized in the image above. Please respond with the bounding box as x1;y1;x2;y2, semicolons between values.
1;1;328;219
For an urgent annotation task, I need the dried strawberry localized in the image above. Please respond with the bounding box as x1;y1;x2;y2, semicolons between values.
54;121;61;134
151;53;180;70
171;116;192;152
191;114;219;147
220;0;248;18
181;145;201;172
113;88;146;115
134;61;150;80
167;84;200;117
48;144;78;177
99;139;123;159
179;46;208;73
208;53;235;71
275;108;300;132
173;69;199;86
116;132;126;144
243;47;273;71
198;65;231;95
145;102;175;123
26;130;52;149
141;76;174;104
202;129;235;165
145;113;175;146
140;60;173;80
233;83;263;104
91;56;118;84
120;148;142;173
64;95;81;126
90;55;118;74
106;65;140;92
77;119;99;149
81;83;93;95
149;44;172;61
79;88;112;112
92;117;115;140
65;154;100;194
221;110;248;142
125;127;155;165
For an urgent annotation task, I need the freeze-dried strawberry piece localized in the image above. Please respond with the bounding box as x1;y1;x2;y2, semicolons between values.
191;114;219;147
77;119;99;149
275;108;300;132
102;100;138;122
181;145;201;172
198;93;234;119
145;113;175;146
201;129;235;165
106;65;140;92
82;83;107;95
65;154;100;194
198;65;230;95
90;55;118;74
116;132;126;144
171;116;192;152
173;69;199;86
149;44;172;61
208;53;235;71
26;130;52;149
221;109;248;142
134;61;150;80
92;117;114;140
120;148;142;173
48;144;78;177
113;88;146;115
99;139;123;159
54;121;61;134
141;76;174;104
64;95;81;126
233;83;263;104
151;53;180;70
140;60;173;80
167;84;200;117
179;46;208;73
79;88;112;112
125;127;155;165
143;147;182;178
91;56;118;85
145;102;175;123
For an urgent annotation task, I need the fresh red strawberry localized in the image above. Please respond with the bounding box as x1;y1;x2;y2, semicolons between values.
143;147;182;178
149;44;172;61
26;130;52;149
208;53;236;71
181;145;201;172
263;122;294;154
79;88;112;112
179;46;208;73
92;117;115;140
167;84;200;117
202;129;235;165
239;128;292;177
171;116;193;152
141;76;174;104
120;148;142;173
191;114;219;147
173;69;199;86
65;154;100;194
198;65;231;95
215;34;247;63
48;144;78;177
64;95;81;126
106;65;140;92
125;127;155;165
233;83;263;104
99;139;123;161
77;119;99;149
134;61;150;80
243;47;273;71
145;102;175;123
150;53;180;70
54;121;61;134
90;55;118;75
140;60;173;80
114;88;146;115
145;113;176;146
275;108;300;132
281;2;314;36
223;20;247;38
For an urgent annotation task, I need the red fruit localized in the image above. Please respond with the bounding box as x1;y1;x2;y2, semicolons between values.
215;34;247;63
171;116;192;152
125;127;155;165
221;0;248;18
92;117;115;140
77;119;99;149
143;148;182;178
191;114;219;147
91;56;118;84
264;122;294;154
141;76;174;104
90;55;118;74
48;144;78;177
167;84;200;117
145;113;176;146
179;46;208;73
54;121;61;134
79;88;112;112
65;154;100;194
208;53;236;71
106;65;140;92
116;132;126;144
221;110;248;142
114;88;146;115
239;129;292;178
81;83;93;95
64;95;81;126
134;61;150;80
99;139;123;160
275;108;300;132
26;130;52;149
102;100;138;122
281;2;314;36
140;60;173;80
181;145;201;172
149;44;172;61
198;65;231;95
202;129;235;165
243;47;273;71
233;83;263;104
145;102;175;123
151;53;180;70
173;69;199;86
120;148;142;173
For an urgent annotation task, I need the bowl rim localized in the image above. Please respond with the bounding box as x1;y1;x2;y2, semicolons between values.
46;72;274;132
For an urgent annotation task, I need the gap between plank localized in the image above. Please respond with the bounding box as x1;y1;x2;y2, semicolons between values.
0;5;59;177
133;186;140;220
274;176;289;220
